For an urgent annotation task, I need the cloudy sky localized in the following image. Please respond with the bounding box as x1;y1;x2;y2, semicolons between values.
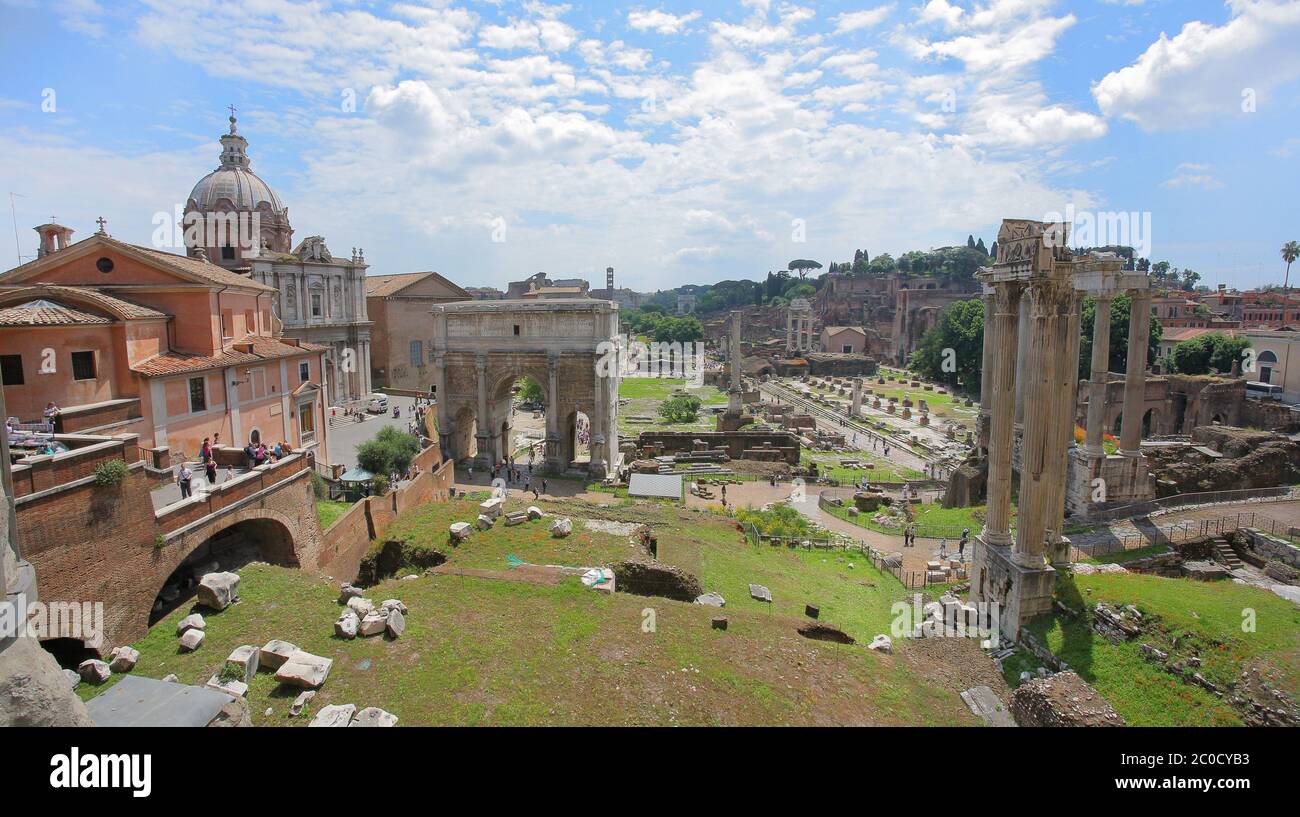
1;0;1298;291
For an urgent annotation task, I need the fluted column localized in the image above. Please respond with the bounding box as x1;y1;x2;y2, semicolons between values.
977;288;995;451
1014;277;1075;566
1120;291;1152;456
433;352;449;454
982;282;1022;546
545;352;563;471
1083;296;1113;457
1045;290;1083;559
1014;300;1031;432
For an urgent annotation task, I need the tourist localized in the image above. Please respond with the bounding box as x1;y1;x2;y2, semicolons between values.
200;437;212;464
541;478;548;495
721;484;727;504
938;538;948;560
225;465;234;482
205;458;217;485
178;463;193;499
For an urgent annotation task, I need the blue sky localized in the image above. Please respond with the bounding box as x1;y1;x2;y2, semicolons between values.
1;0;1298;291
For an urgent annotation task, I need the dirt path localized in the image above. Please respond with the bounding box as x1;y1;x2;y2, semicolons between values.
701;481;970;574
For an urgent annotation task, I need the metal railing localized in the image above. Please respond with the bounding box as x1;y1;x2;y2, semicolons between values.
1082;486;1293;523
1067;511;1278;561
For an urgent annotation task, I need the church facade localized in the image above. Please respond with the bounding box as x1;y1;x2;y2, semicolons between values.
184;110;372;405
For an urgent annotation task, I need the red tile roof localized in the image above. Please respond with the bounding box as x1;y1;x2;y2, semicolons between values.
132;335;328;377
0;303;111;327
0;284;167;320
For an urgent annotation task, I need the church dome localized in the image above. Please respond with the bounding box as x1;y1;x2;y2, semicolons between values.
189;166;285;213
186;110;286;214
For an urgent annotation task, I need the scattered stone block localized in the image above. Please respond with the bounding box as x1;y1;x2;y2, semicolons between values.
176;613;205;636
197;571;241;611
379;599;408;616
504;511;528;526
161;674;179;684
551;517;573;538
868;634;892;653
359;611;388;637
805;604;820;619
449;522;472;543
711;617;728;631
386;608;406;639
694;592;726;607
346;596;374;619
62;669;81;689
350;706;398;727
108;646;140;673
225;645;260;684
290;690;316;717
479;495;505;519
749;584;772;602
206;676;249;698
179;628;205;652
259;639;298;670
77;660;110;685
526;506;543;520
274;650;333;689
475;513;494;530
308;703;356;727
334;612;359;639
338;583;363;604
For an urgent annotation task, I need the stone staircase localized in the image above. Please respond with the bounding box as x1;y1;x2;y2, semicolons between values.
1213;539;1244;571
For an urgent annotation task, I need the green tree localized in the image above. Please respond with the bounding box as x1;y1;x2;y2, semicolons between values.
515;376;543;404
787;259;823;279
1078;294;1163;381
907;298;984;394
1167;332;1251;375
658;394;702;423
356;426;422;477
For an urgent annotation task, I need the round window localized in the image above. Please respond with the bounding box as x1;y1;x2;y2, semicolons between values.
96;257;114;273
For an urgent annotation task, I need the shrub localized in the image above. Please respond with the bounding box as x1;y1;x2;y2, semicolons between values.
658;394;702;424
737;504;817;539
93;459;128;487
371;474;390;496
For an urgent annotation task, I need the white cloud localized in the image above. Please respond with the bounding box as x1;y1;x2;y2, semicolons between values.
832;5;893;34
1093;0;1300;130
627;9;702;35
1162;163;1225;190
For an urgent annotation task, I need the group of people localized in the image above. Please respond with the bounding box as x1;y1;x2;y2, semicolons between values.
175;435;294;500
465;456;547;500
242;439;292;468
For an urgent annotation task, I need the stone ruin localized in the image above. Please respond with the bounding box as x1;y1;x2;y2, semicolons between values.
1008;671;1125;727
1144;426;1300;496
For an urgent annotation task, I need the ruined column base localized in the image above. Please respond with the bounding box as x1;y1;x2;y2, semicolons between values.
1065;449;1153;517
715;410;754;432
969;537;1057;642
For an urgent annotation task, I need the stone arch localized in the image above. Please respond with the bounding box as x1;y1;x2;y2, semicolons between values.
148;510;300;626
449;404;478;463
1141;407;1157;437
429;300;620;478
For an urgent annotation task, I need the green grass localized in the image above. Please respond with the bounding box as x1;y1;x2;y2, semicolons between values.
824;501;1004;540
618;377;730;436
79;503;980;726
1026;571;1300;726
801;452;924;483
1080;542;1173;565
316;499;354;531
380;497;640;571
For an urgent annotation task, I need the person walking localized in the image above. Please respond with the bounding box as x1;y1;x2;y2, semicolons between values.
205;458;217;485
178;463;193;499
541;478;548;495
959;528;969;560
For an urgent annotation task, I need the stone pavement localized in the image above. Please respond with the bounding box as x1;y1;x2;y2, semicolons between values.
325;395;420;470
1068;495;1300;554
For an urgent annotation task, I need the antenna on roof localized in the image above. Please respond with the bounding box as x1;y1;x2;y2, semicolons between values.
8;192;29;267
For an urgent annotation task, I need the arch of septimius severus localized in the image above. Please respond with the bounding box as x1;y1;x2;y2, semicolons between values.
429;299;620;479
972;219;1152;640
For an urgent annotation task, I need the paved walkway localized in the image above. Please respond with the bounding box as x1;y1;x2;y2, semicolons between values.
326;395;422;469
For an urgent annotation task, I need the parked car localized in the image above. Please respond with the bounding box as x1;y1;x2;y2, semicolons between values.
366;394;390;413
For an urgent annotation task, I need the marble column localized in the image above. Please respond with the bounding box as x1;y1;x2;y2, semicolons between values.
1120;291;1152;456
977;288;995;451
1045;290;1083;563
545;353;562;471
786;312;794;353
433;353;449;454
1014;297;1031;432
1084;296;1113;457
982;281;1022;546
1014;277;1074;567
475;355;490;468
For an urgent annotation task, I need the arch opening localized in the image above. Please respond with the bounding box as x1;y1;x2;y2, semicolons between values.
149;517;297;625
